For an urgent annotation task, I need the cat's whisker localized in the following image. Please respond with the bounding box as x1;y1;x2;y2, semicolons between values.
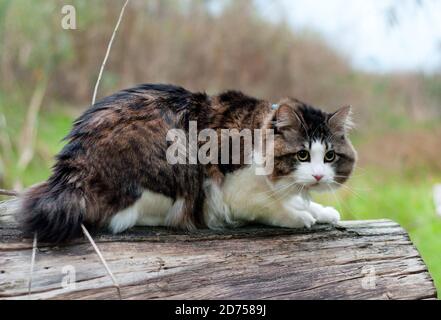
259;181;298;202
326;185;354;216
256;180;295;197
334;172;366;178
262;181;305;206
263;187;292;207
331;175;370;191
326;185;342;212
331;181;365;199
338;183;371;192
257;186;291;202
353;165;368;173
256;183;290;194
298;184;307;198
333;180;364;191
265;183;303;207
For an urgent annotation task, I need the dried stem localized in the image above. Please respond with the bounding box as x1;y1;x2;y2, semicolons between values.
28;233;38;296
0;188;18;197
15;80;47;190
92;0;130;105
81;224;122;299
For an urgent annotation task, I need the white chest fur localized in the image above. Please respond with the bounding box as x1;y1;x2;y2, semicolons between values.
203;165;290;228
204;164;340;229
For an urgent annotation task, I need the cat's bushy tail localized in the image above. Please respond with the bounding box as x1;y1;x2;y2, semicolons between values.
16;182;86;243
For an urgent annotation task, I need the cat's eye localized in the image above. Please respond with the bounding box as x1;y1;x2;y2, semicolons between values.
325;150;336;162
297;150;310;162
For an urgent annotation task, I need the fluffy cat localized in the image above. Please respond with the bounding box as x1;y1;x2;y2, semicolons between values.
15;84;357;243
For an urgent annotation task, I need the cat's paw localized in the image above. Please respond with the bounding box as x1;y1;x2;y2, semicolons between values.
295;210;317;229
278;203;317;229
315;206;340;225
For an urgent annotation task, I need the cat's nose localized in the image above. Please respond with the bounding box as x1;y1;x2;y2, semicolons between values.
313;175;324;182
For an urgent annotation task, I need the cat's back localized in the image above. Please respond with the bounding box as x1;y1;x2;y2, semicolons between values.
71;84;208;135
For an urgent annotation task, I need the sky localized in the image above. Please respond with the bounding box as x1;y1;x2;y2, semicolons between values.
255;0;441;73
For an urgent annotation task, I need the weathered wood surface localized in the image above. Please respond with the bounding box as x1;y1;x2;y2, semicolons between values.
0;213;437;300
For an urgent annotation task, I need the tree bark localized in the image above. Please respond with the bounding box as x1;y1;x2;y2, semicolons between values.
0;217;437;300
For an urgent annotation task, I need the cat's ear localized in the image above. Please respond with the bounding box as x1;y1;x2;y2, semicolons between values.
274;101;303;132
328;105;353;133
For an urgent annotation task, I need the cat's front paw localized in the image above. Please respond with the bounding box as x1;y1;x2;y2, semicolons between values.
315;206;340;225
295;210;317;229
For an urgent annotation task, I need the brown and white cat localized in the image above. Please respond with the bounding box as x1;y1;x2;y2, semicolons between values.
15;84;357;243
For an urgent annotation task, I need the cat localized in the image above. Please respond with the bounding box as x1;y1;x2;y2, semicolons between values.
15;84;357;243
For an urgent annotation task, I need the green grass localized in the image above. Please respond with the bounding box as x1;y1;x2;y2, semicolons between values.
1;97;440;297
0;95;73;186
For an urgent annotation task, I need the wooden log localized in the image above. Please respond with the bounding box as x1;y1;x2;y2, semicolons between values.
0;214;437;300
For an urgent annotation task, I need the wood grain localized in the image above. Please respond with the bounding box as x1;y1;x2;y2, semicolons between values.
0;214;437;300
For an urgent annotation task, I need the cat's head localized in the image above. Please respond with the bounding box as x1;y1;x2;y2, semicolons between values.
270;98;357;193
